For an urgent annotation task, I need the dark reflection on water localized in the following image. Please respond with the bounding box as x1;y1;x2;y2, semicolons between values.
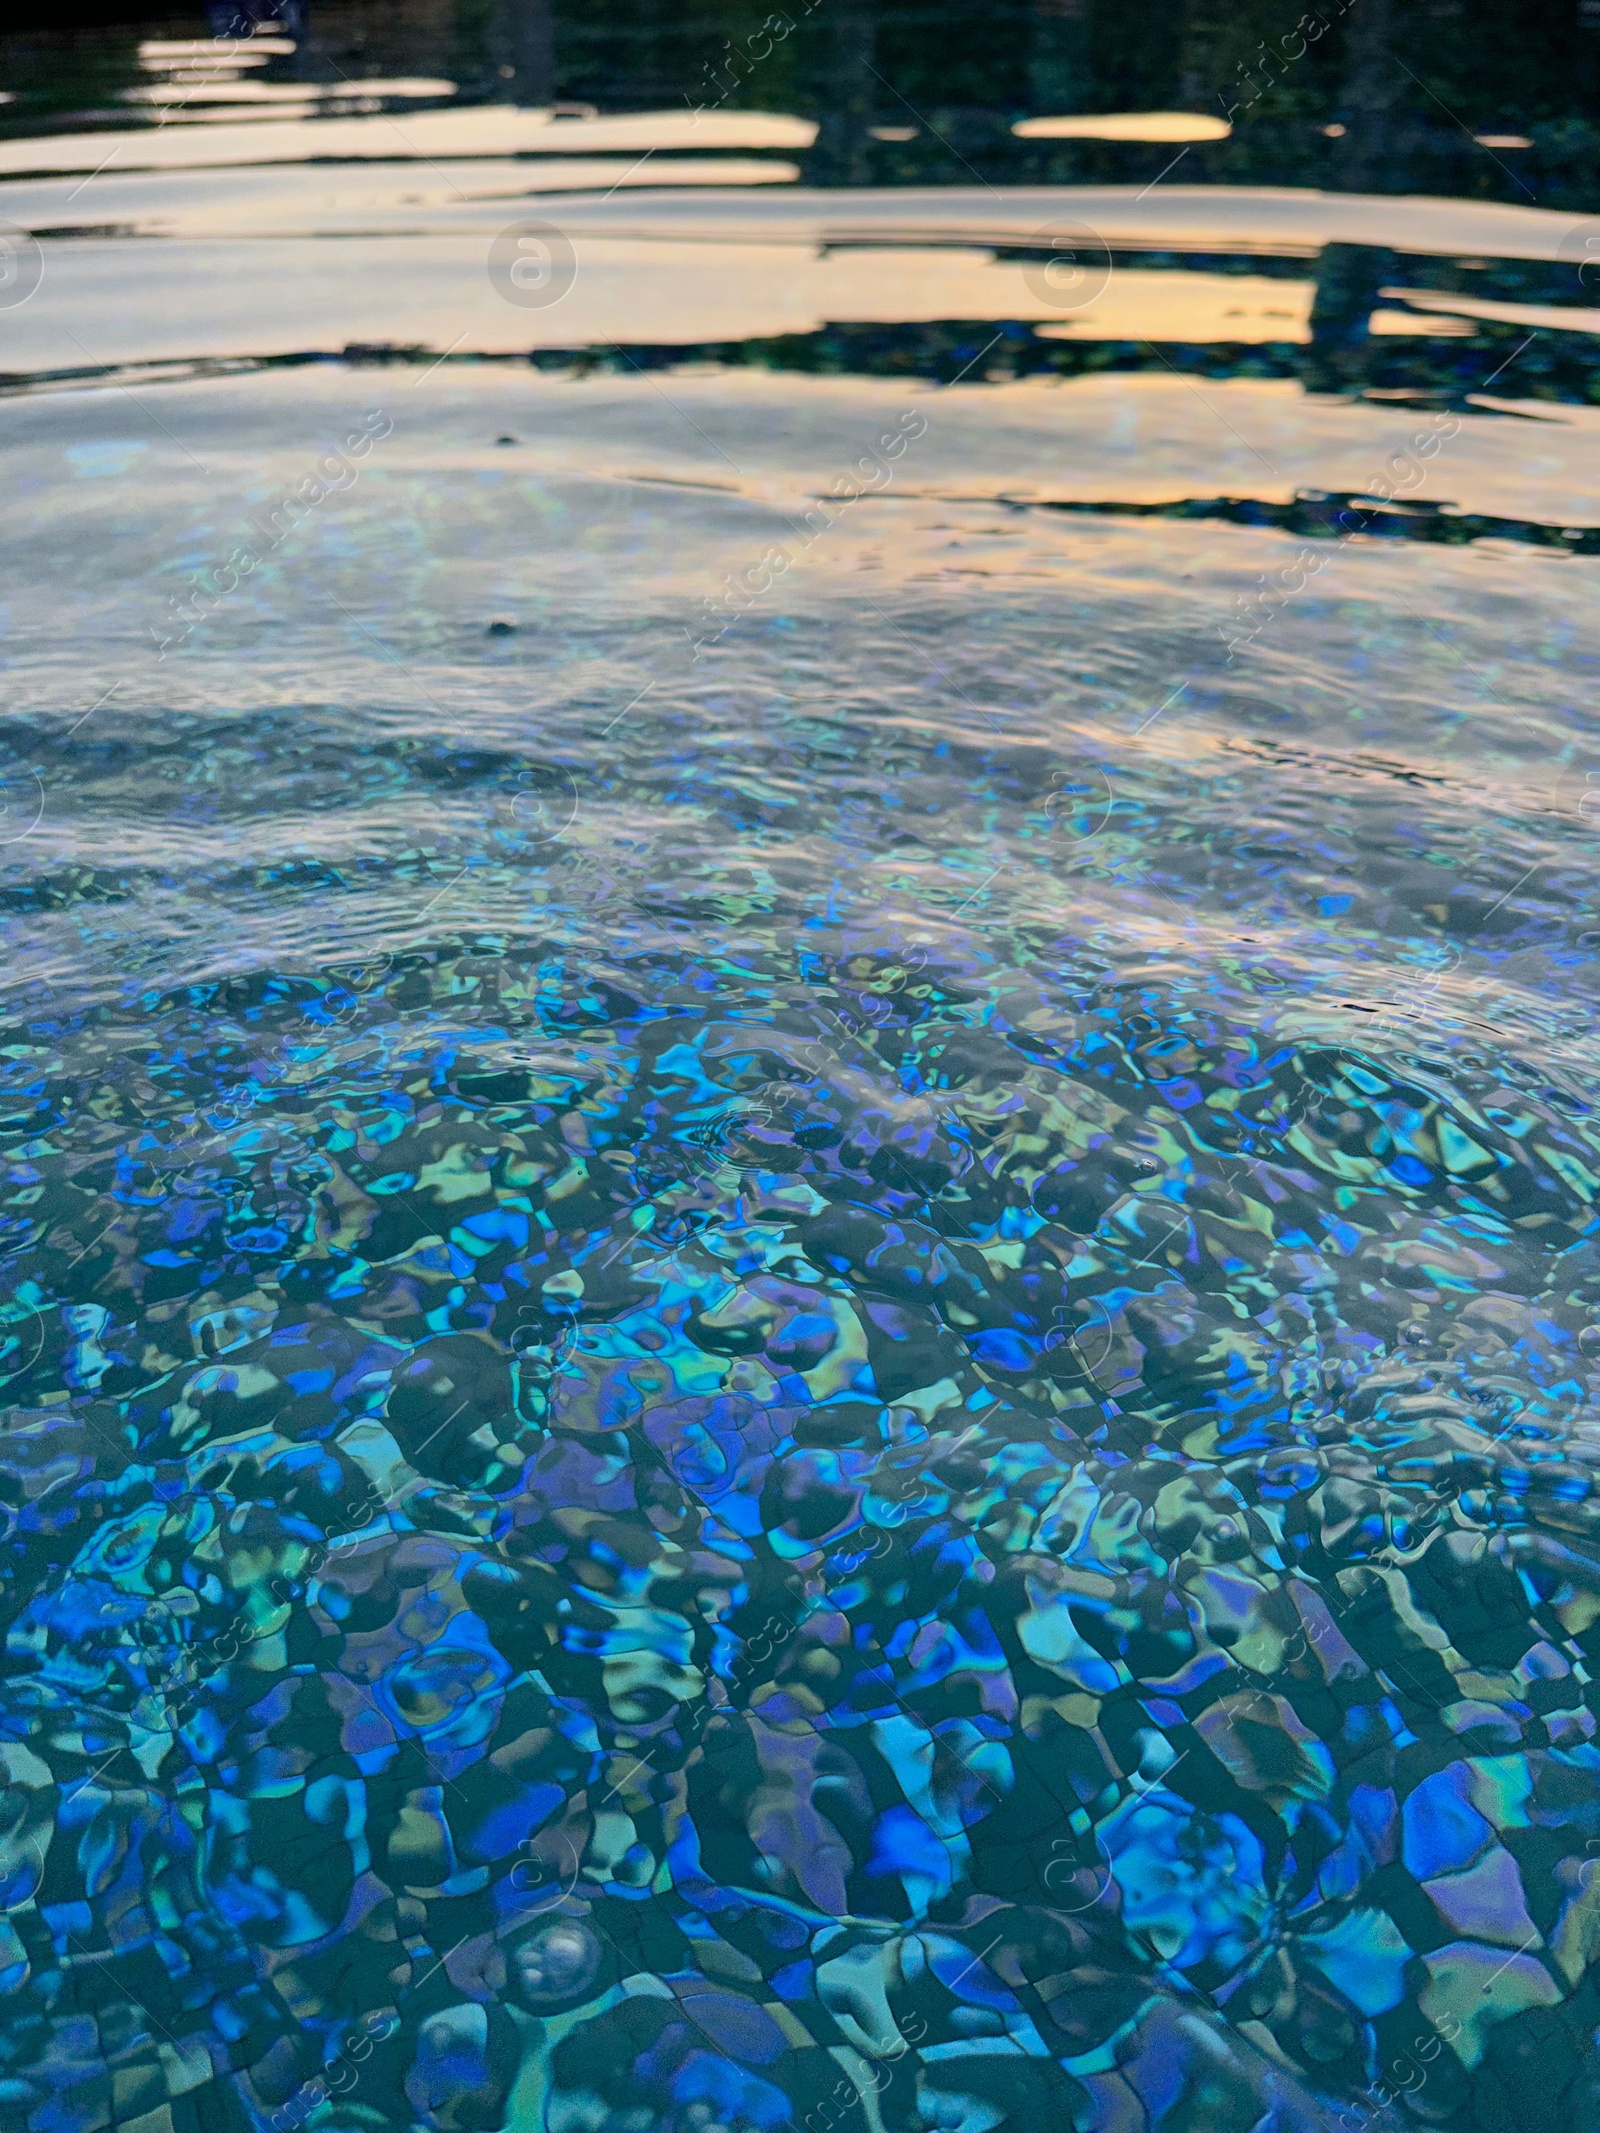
537;305;1598;408
3;0;1600;206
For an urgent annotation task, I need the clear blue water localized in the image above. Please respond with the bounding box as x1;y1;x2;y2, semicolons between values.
0;12;1599;2133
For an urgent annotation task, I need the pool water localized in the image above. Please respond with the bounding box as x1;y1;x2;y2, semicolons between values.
1;10;1599;2133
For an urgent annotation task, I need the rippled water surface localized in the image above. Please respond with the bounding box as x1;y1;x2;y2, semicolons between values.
2;8;1600;2133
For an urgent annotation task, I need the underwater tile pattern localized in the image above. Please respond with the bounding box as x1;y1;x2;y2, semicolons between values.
0;370;1597;2133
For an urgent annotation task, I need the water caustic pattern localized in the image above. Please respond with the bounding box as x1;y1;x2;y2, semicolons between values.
0;364;1599;2133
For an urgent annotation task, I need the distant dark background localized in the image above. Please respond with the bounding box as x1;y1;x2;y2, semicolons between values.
2;0;1597;207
